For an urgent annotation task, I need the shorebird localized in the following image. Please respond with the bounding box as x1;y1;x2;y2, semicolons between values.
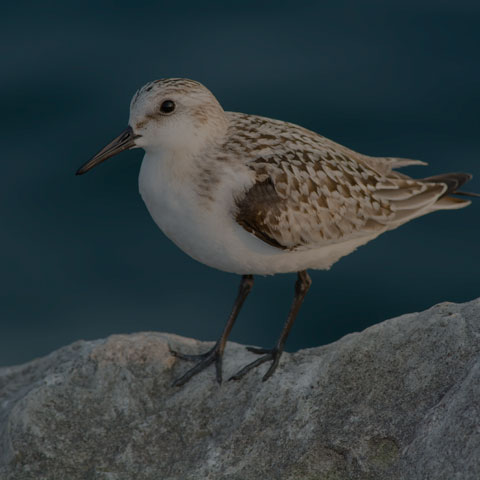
77;78;477;386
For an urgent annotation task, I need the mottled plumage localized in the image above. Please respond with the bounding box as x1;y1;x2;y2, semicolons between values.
223;111;470;251
77;78;476;385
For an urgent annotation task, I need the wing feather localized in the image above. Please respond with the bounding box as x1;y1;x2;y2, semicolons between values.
228;113;471;250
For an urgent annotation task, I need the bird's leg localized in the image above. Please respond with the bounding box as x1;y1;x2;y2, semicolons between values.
171;274;254;386
230;270;311;382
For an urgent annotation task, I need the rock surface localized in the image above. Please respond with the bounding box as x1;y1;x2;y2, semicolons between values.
1;299;480;479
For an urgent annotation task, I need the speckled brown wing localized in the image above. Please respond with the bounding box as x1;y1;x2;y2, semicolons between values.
234;151;462;251
235;153;394;250
229;113;469;251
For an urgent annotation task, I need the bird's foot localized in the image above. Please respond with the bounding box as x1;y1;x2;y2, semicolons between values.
170;343;224;386
229;346;283;382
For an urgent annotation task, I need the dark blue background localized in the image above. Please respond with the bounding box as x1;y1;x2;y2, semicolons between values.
2;1;479;366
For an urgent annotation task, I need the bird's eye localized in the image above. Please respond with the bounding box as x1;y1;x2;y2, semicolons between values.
159;100;176;114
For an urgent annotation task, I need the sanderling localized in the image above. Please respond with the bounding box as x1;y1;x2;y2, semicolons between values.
77;78;478;386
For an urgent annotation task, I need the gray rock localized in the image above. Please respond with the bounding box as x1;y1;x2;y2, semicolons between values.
1;299;480;479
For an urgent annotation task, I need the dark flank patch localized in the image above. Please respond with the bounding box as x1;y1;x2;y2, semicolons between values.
235;178;288;250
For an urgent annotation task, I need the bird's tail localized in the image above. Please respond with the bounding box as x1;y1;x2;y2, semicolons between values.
422;173;480;197
422;172;479;211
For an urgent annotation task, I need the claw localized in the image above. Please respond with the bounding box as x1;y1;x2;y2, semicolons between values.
229;348;282;382
170;350;209;362
246;346;271;355
171;344;223;387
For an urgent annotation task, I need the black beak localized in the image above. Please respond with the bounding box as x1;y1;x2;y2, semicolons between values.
76;126;140;175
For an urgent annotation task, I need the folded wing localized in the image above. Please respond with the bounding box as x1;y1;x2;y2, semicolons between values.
235;150;472;250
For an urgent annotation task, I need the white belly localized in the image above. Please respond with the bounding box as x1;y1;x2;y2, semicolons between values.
138;153;379;275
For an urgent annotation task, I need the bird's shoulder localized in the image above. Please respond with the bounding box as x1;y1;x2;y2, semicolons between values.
224;112;419;176
225;111;350;162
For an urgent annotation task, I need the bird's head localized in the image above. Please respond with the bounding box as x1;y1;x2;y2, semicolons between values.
76;78;227;175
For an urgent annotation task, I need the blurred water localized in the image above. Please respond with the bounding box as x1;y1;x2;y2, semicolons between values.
1;1;479;366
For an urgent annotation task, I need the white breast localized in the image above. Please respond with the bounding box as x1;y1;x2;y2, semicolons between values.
138;152;379;275
138;152;272;273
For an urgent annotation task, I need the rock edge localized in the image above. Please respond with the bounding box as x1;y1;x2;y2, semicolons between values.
1;299;480;479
